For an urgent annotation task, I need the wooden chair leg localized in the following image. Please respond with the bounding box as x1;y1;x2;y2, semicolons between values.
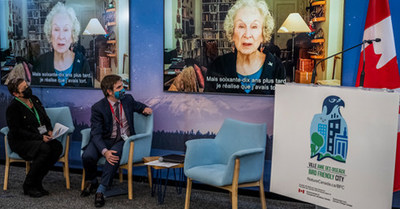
231;158;240;209
231;190;238;209
185;178;192;209
259;179;267;209
3;158;10;191
127;141;134;200
64;161;70;189
25;161;30;174
119;168;123;183
64;135;70;189
81;169;86;191
128;166;133;200
147;165;152;189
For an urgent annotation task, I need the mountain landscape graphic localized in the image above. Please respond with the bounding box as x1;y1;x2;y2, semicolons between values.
144;94;275;135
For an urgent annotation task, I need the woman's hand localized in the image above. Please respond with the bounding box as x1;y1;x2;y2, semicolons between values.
104;150;119;165
42;135;52;143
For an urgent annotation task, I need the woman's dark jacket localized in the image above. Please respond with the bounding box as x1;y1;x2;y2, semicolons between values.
32;51;92;87
204;51;286;95
6;95;53;160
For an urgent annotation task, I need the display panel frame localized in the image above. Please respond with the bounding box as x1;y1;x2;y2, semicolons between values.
0;0;130;89
163;0;345;96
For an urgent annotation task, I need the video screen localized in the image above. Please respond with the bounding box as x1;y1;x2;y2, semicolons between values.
0;0;130;88
163;0;344;95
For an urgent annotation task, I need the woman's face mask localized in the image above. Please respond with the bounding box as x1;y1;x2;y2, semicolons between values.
21;86;33;99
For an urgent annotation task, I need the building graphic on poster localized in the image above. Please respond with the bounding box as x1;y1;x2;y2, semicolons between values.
310;95;348;162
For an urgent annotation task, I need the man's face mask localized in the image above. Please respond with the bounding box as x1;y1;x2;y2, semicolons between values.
114;88;126;100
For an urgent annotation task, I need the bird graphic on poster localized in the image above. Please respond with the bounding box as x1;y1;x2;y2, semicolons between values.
310;96;348;162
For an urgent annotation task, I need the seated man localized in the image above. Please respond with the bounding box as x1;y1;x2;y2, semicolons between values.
80;74;152;207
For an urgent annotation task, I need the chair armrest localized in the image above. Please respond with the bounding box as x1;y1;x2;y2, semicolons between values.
224;147;266;183
231;148;264;158
184;138;220;170
80;128;91;156
0;127;9;135
66;128;75;135
120;132;153;165
124;133;150;143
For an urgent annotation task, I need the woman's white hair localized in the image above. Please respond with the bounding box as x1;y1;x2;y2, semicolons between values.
224;0;274;43
43;2;81;45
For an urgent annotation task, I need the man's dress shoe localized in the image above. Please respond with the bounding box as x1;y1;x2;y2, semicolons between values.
81;181;98;197
95;192;105;207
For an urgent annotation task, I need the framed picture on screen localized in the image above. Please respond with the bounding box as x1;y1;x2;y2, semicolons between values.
0;0;130;89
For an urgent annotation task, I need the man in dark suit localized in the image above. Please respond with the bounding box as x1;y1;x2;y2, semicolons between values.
80;74;152;207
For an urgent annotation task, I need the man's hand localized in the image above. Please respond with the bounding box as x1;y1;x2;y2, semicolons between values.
42;135;51;142
104;150;119;165
142;107;153;115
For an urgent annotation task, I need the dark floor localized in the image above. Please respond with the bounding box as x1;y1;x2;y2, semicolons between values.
0;164;317;209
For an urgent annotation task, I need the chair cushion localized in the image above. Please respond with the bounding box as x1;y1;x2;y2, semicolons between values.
9;152;23;160
185;164;230;187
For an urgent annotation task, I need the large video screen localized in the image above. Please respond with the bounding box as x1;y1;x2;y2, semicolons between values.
0;0;130;88
164;0;344;95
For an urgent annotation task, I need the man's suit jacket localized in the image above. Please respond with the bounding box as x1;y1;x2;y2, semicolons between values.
89;94;147;153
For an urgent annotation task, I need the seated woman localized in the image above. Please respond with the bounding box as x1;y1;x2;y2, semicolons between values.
5;78;62;197
204;0;286;95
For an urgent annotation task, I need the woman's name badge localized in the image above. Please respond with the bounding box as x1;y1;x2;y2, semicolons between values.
38;125;47;135
121;134;128;141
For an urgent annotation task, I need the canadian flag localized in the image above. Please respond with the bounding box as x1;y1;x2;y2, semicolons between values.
355;0;400;88
356;0;400;192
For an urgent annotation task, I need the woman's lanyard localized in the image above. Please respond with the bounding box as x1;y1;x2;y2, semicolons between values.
15;97;41;125
108;101;123;128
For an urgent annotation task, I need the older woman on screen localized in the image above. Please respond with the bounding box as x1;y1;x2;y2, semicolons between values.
204;0;286;95
32;2;92;87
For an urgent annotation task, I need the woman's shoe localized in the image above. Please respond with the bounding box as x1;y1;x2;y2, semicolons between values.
23;183;44;198
38;185;49;196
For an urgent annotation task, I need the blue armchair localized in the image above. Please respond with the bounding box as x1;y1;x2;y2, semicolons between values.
0;127;30;191
184;118;267;209
80;112;153;200
0;106;74;190
45;106;75;189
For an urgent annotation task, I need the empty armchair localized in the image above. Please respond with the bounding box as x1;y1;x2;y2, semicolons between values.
80;112;153;200
184;118;267;209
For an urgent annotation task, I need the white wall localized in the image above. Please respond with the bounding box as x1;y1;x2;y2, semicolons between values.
117;0;129;74
66;0;101;51
326;0;344;80
164;0;178;50
0;0;9;49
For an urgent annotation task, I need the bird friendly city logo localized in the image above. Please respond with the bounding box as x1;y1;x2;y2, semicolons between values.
310;96;348;163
